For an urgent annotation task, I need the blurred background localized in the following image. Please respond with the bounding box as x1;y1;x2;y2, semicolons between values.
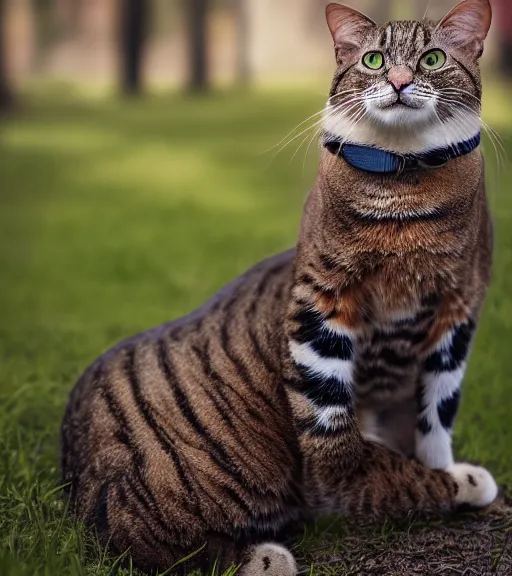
1;2;512;575
1;0;512;98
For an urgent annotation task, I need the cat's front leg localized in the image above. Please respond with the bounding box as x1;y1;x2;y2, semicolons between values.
286;302;497;519
415;319;475;470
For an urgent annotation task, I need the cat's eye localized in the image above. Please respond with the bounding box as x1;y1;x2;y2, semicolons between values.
420;49;446;71
363;52;385;70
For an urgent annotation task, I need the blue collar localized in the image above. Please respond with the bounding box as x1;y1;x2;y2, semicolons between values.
323;132;481;175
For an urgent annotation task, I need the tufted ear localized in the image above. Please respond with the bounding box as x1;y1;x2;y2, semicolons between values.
437;0;492;59
326;3;377;63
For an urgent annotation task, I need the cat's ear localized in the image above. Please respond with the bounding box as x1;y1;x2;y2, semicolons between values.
437;0;492;59
326;3;377;62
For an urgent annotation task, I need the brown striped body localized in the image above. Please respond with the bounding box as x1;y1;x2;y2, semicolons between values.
61;2;498;574
61;150;493;571
62;253;304;570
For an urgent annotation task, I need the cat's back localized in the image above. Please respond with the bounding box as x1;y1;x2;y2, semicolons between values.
62;248;296;451
60;249;302;568
67;247;295;391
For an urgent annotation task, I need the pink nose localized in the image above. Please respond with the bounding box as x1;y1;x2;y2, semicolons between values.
388;65;414;92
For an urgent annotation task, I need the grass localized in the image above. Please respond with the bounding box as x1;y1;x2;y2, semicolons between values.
0;82;512;575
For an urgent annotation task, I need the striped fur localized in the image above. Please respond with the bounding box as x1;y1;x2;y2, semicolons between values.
61;2;497;574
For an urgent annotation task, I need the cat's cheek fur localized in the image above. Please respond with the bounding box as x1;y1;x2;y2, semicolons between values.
447;464;498;508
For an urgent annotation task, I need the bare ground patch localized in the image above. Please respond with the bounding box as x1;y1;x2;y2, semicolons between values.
297;495;512;575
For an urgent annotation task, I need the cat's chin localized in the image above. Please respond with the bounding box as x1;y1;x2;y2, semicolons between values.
367;105;435;130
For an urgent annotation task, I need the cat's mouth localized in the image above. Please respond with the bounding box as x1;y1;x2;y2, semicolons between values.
383;94;426;111
364;89;436;128
370;84;429;113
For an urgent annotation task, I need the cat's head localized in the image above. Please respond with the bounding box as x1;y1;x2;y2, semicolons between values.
323;0;492;154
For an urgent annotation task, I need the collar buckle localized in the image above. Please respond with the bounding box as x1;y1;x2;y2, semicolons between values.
395;155;407;176
416;157;448;171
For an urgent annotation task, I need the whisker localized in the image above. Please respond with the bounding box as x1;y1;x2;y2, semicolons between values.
432;108;452;150
423;0;433;20
264;89;365;157
435;94;506;157
438;87;481;103
440;105;506;171
266;99;354;164
327;89;361;102
292;130;319;165
286;101;360;164
324;97;367;123
302;125;325;177
341;108;368;143
413;88;506;169
263;109;332;154
269;117;327;165
267;89;370;161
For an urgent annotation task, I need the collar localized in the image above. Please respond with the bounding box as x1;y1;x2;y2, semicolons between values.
323;132;481;175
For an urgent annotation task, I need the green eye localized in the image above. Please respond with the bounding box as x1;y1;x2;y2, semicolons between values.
420;49;446;71
363;52;384;70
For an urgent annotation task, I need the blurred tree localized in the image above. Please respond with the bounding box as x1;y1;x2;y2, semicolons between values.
495;0;512;78
0;0;12;113
32;0;57;72
236;0;250;84
120;0;150;95
186;0;210;91
500;42;512;79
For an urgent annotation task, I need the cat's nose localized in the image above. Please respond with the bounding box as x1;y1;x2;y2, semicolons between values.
388;65;414;92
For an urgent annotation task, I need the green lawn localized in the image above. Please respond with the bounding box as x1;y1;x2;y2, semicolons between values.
0;84;511;575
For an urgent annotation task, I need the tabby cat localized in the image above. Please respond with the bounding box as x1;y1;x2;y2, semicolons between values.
61;1;498;574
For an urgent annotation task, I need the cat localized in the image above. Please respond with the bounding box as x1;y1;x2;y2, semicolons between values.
60;1;498;574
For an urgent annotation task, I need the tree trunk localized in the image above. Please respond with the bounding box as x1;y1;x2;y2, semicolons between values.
236;0;250;85
495;0;512;78
31;0;55;73
499;42;512;78
120;0;150;96
186;0;209;92
0;0;13;114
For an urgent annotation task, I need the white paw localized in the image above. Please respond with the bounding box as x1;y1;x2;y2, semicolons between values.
447;463;498;508
240;543;297;576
